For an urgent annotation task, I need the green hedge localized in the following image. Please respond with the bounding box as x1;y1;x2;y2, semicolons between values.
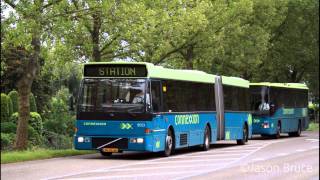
30;93;37;112
1;122;17;134
1;133;15;150
8;90;19;113
1;93;9;122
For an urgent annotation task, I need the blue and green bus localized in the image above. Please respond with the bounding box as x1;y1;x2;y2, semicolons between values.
74;62;252;156
250;83;309;138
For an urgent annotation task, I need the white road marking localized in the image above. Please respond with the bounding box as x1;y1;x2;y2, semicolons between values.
140;158;239;165
187;153;247;158
251;158;265;162
276;153;289;156
94;163;225;172
46;142;273;180
64;170;205;180
296;149;306;152
305;138;319;143
173;143;273;180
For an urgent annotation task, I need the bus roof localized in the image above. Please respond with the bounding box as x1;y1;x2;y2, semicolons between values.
250;82;308;90
84;61;249;88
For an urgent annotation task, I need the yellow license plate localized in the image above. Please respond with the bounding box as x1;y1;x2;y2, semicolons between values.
102;148;119;153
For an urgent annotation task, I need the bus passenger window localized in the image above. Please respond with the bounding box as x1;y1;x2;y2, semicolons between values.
151;81;161;112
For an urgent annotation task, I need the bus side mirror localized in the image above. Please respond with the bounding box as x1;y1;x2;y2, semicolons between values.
69;96;75;111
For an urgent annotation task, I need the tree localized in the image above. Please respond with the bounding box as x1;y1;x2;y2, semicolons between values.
2;0;63;150
262;0;319;98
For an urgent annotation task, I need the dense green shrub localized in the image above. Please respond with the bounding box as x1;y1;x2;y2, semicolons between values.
7;96;13;116
1;93;9;122
8;90;19;113
30;93;37;112
10;112;43;135
28;126;43;147
1;133;15;150
1;122;17;134
43;131;73;149
44;87;74;136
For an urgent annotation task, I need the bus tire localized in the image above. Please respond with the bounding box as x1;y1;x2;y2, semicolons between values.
100;151;112;156
274;122;281;139
237;124;248;145
163;128;174;157
202;125;211;151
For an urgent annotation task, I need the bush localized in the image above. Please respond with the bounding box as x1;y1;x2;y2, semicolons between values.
1;133;15;150
10;112;43;135
10;112;19;124
44;87;74;136
1;93;9;122
30;93;37;112
7;96;13;117
8;90;19;113
28;126;43;147
1;122;17;134
43;131;73;149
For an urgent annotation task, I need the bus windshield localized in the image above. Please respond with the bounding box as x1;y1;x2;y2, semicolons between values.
78;78;147;113
250;86;270;115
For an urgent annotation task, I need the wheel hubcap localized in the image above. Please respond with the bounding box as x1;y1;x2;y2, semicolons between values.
205;133;209;147
166;136;172;149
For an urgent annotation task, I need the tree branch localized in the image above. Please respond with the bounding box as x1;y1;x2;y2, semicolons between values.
3;0;16;9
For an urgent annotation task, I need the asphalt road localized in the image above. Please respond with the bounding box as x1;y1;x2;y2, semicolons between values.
1;131;319;180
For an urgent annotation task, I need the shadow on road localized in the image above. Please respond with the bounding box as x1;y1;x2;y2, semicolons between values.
76;143;239;161
250;134;308;140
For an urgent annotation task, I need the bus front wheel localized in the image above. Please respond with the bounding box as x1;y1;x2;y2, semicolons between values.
202;125;211;151
163;129;174;157
237;124;248;145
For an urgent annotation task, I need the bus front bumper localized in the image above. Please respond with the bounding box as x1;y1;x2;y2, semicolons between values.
74;134;165;152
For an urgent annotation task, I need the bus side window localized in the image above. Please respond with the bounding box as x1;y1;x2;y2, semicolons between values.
151;81;162;112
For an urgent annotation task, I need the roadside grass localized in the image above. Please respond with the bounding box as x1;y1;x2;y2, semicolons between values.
307;122;319;131
1;149;96;164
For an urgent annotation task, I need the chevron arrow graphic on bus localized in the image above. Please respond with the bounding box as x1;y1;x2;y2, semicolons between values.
120;123;133;130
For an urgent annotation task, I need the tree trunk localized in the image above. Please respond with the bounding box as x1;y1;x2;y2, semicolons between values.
91;12;101;62
14;81;32;150
185;45;194;69
14;35;40;150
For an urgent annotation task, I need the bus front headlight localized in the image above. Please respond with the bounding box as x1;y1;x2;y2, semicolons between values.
78;137;84;143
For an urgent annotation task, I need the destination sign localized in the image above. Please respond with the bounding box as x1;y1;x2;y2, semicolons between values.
84;64;147;77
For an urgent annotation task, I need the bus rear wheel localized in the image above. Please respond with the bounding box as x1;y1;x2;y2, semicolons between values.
274;122;281;139
202;125;211;151
237;124;248;145
163;129;174;157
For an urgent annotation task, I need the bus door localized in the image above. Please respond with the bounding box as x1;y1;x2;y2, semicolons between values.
215;76;225;140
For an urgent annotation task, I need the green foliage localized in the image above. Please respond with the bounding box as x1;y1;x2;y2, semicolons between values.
43;131;73;149
8;90;19;113
27;125;43;147
44;87;74;137
7;95;13;117
1;133;15;150
1;122;17;134
1;93;10;122
10;112;43;135
29;93;37;112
